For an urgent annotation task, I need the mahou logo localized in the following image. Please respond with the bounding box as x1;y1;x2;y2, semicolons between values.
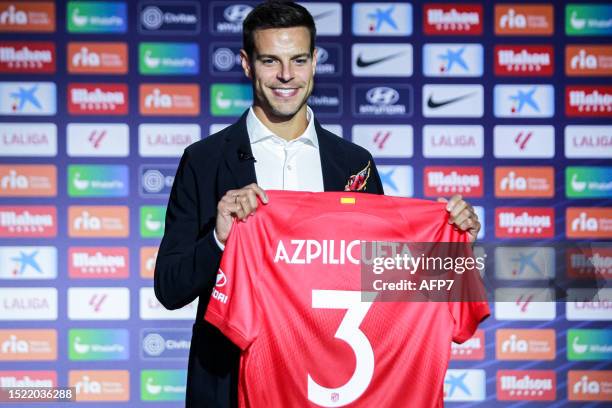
494;45;553;76
566;208;612;239
0;41;55;73
69;247;129;279
495;5;554;36
495;207;554;238
139;84;200;116
0;2;55;32
68;83;128;115
451;330;484;361
67;42;127;74
423;166;483;197
566;46;612;77
566;86;612;117
423;4;482;35
0;206;56;237
566;247;612;280
568;371;612;401
497;370;556;401
495;167;554;198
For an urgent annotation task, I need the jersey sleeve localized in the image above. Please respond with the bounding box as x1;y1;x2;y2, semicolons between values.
204;220;262;350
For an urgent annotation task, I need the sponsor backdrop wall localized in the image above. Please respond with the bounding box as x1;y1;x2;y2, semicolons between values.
0;0;610;406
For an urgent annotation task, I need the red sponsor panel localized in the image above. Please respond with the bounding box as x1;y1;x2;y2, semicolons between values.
451;329;485;360
0;370;57;386
497;370;556;401
566;247;612;280
494;45;553;76
0;41;55;73
67;83;128;115
68;247;129;279
423;4;483;35
423;166;483;197
566;86;612;117
495;207;554;239
0;206;56;237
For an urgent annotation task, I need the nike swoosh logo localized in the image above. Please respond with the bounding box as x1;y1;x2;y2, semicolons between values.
313;10;336;20
427;92;476;109
356;52;404;68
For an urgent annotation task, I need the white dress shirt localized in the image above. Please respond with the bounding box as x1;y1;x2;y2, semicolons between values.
214;106;324;249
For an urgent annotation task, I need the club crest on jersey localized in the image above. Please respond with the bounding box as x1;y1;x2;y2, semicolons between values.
345;161;371;192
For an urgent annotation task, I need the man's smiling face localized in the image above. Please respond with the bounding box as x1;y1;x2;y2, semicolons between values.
241;26;317;121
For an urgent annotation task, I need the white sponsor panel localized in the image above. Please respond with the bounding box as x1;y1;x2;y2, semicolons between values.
139;287;197;320
422;125;483;158
0;288;57;320
494;125;555;158
209;124;230;134
352;125;413;158
566;288;612;321
422;84;484;117
495;288;556;320
495;247;555;280
378;165;412;197
352;3;412;36
423;43;483;77
299;2;342;36
474;206;484;240
67;287;130;320
565;125;612;159
0;82;56;115
67;123;129;157
321;124;342;137
139;124;200;157
494;85;554;118
0;123;57;156
443;369;486;402
352;43;413;77
0;246;57;279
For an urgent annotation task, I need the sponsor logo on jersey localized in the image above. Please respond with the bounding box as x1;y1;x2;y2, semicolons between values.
0;2;55;32
0;287;57;320
423;166;483;197
68;83;128;115
68;206;129;238
138;124;200;157
67;123;129;157
67;1;127;33
494;45;553;76
495;4;554;36
352;3;412;36
496;329;556;360
566;208;612;239
0;329;57;361
495;207;554;238
0;165;56;197
0;82;56;116
0;41;55;73
497;370;556;400
423;44;483;77
68;370;129;401
568;370;612;401
352;43;412;77
68;247;129;279
138;1;200;34
566;4;612;36
67;42;127;74
495;167;554;198
564;125;612;159
0;206;56;237
566;45;612;76
423;4;482;35
566;86;612;117
139;84;200;116
353;85;412;118
423;84;483;117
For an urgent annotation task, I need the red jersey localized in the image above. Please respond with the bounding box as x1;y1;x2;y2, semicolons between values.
205;191;489;407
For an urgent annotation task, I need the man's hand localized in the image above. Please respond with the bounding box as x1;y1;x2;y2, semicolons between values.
438;195;480;243
216;183;268;245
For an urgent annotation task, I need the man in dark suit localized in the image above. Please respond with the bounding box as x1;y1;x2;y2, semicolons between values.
154;2;481;407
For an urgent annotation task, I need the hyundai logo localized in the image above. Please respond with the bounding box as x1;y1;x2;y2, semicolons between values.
366;87;399;106
316;46;329;64
224;4;253;23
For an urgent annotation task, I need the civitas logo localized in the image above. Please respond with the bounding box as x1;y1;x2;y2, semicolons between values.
0;42;55;73
139;3;199;33
495;46;553;76
567;86;612;116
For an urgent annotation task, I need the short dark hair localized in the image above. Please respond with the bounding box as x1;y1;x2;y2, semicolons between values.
242;1;316;58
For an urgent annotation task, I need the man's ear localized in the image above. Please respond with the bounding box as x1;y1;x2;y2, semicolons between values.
239;49;252;79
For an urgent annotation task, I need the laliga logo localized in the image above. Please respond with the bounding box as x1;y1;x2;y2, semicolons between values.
215;270;227;287
224;5;252;23
366;87;399;106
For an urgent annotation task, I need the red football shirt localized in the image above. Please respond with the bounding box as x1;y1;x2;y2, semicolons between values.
205;191;489;407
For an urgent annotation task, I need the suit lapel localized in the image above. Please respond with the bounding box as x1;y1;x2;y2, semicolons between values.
315;120;348;192
221;111;257;190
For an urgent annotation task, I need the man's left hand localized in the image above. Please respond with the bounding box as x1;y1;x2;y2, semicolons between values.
437;195;480;243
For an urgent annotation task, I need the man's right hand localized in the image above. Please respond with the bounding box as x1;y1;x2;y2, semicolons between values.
215;183;268;245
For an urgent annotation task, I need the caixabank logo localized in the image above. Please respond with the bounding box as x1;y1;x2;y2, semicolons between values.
422;44;482;77
0;41;55;73
352;3;412;36
0;246;57;279
0;82;56;116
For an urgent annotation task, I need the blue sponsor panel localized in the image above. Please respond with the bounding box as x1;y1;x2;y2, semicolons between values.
308;84;342;117
352;84;413;118
210;2;255;35
140;328;191;360
139;165;176;198
138;1;201;34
